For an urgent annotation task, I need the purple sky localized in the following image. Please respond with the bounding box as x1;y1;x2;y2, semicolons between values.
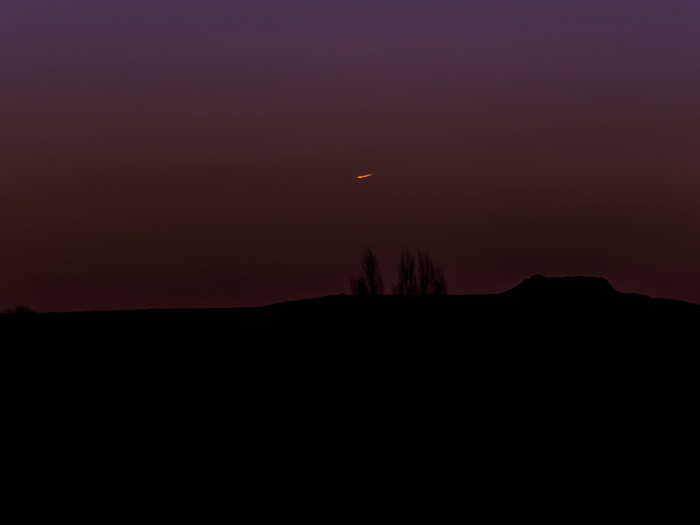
2;1;699;310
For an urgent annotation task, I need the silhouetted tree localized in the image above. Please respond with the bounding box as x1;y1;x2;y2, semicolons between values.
417;250;447;296
350;249;384;296
394;249;447;296
393;249;418;296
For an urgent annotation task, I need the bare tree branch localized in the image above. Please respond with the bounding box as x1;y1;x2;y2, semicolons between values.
350;249;384;296
393;249;417;296
395;249;448;296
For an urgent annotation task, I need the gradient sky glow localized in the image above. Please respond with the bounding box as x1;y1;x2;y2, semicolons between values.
2;1;699;310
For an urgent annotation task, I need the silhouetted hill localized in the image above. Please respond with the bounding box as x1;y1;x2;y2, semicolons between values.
4;274;697;347
506;274;617;296
4;275;696;509
258;274;698;327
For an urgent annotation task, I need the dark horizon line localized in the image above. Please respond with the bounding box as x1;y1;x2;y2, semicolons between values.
5;274;699;315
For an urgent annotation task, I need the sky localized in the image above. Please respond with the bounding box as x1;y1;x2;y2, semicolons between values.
2;1;699;311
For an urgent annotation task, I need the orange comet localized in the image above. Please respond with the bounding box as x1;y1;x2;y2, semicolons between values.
356;173;374;180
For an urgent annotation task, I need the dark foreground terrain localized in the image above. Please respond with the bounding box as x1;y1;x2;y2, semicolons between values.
3;275;697;514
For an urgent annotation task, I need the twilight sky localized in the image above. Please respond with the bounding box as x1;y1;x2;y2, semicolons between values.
2;1;699;311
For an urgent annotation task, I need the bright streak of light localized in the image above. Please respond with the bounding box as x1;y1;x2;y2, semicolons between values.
356;173;374;180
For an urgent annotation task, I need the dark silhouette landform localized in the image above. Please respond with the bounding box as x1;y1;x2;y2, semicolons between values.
6;274;695;497
5;275;697;346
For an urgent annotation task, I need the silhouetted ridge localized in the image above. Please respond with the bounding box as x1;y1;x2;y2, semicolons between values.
506;274;616;299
